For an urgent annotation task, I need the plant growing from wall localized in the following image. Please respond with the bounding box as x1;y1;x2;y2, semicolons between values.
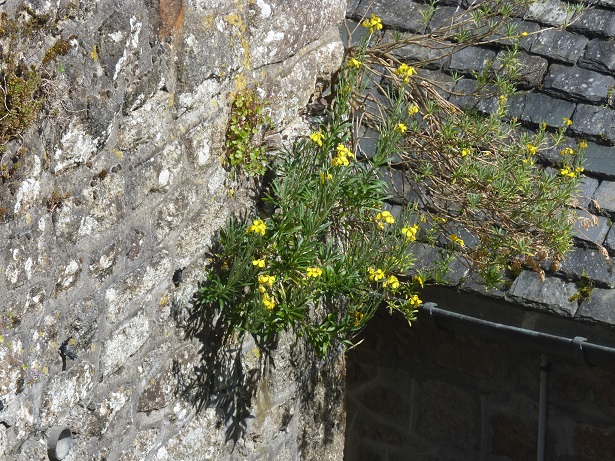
192;3;583;355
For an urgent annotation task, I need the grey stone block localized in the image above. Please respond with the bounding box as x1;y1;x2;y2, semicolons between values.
593;180;615;216
579;38;615;74
573;209;610;244
569;8;615;37
411;243;469;286
354;0;428;33
495;51;548;89
605;226;615;253
571;104;615;143
448;79;499;114
574;175;600;209
558;246;615;288
578;288;615;324
584;142;615;179
525;0;575;26
543;64;615;105
507;271;579;316
391;36;450;70
529;29;589;64
448;46;497;76
520;91;576;127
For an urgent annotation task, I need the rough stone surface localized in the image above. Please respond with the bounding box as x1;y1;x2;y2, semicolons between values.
352;0;428;34
592;180;615;217
572;209;610;244
571;104;615;143
507;271;579;316
584;143;615;179
569;8;615;37
580;38;615;74
529;29;589;64
544;64;615;104
525;0;575;26
579;288;615;324
558;246;615;288
508;91;576;127
448;46;497;76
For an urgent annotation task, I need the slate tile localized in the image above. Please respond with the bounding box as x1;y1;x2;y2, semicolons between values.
507;271;578;316
569;8;615;37
578;288;615;324
530;29;589;64
390;35;450;70
573;209;610;244
525;0;575;26
354;0;428;34
574;175;600;209
448;46;497;76
410;243;469;286
593;180;615;217
558;246;615;288
543;64;615;104
521;91;576;127
579;38;615;74
495;51;549;89
571;104;615;143
604;225;615;254
583;143;615;179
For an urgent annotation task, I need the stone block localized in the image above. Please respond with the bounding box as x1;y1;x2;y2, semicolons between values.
558;246;615;288
571;104;615;143
448;46;497;76
507;271;578;316
573;175;599;209
574;424;615;461
572;209;610;245
605;226;615;253
529;29;589;64
593;180;615;217
569;8;615;37
584;142;615;179
544;64;615;104
415;380;480;451
525;0;574;26
517;91;576;127
391;37;450;70
578;287;615;324
101;313;150;376
495;51;548;89
354;0;428;34
580;38;615;74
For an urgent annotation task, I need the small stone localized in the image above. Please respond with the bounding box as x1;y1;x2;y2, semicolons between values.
558;246;615;288
353;0;428;33
525;0;574;26
579;38;615;74
593;180;615;217
571;104;615;143
495;51;548;89
579;288;615;324
448;46;497;76
574;175;600;209
507;271;579;316
573;209;610;245
544;64;615;104
530;29;589;64
584;143;615;179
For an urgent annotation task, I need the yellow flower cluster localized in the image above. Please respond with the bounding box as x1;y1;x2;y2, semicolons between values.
310;131;325;147
560;147;575;156
306;266;323;278
252;258;266;268
383;275;400;290
262;293;275;310
375;210;395;229
368;267;385;281
395;123;407;134
408;104;419;116
331;143;354;167
450;234;465;247
354;311;364;326
562;117;573;126
559;166;584;178
401;224;419;242
258;274;276;287
361;13;383;34
414;275;424;288
579;141;588;149
407;294;422;308
526;144;538;155
247;219;267;235
395;63;416;84
348;58;362;69
320;171;333;184
461;148;471;157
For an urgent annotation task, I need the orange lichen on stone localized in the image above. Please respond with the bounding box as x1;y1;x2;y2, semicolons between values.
159;0;184;38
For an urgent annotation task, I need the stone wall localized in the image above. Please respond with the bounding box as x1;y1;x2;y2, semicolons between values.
0;0;348;459
346;299;615;461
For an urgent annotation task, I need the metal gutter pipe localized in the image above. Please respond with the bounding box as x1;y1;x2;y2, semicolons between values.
538;353;548;461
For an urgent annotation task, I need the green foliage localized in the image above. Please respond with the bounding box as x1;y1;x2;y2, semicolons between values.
224;89;272;176
193;2;584;356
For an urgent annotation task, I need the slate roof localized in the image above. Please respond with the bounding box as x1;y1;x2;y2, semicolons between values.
346;0;615;327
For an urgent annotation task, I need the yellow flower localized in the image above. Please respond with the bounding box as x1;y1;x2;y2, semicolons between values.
408;104;419;115
395;63;416;84
461;148;470;157
309;131;325;147
408;294;422;308
258;274;276;287
450;234;465;247
526;144;537;155
560;147;574;156
306;266;323;278
395;123;407;133
579;141;588;149
262;293;275;310
575;166;584;174
368;267;385;281
348;58;362;69
383;275;400;290
414;275;424;288
319;171;333;183
252;258;266;268
520;31;528;37
336;143;353;158
247;219;267;235
354;311;364;327
562;117;572;126
401;224;419;242
331;143;353;167
331;155;350;167
376;210;395;226
361;13;383;34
